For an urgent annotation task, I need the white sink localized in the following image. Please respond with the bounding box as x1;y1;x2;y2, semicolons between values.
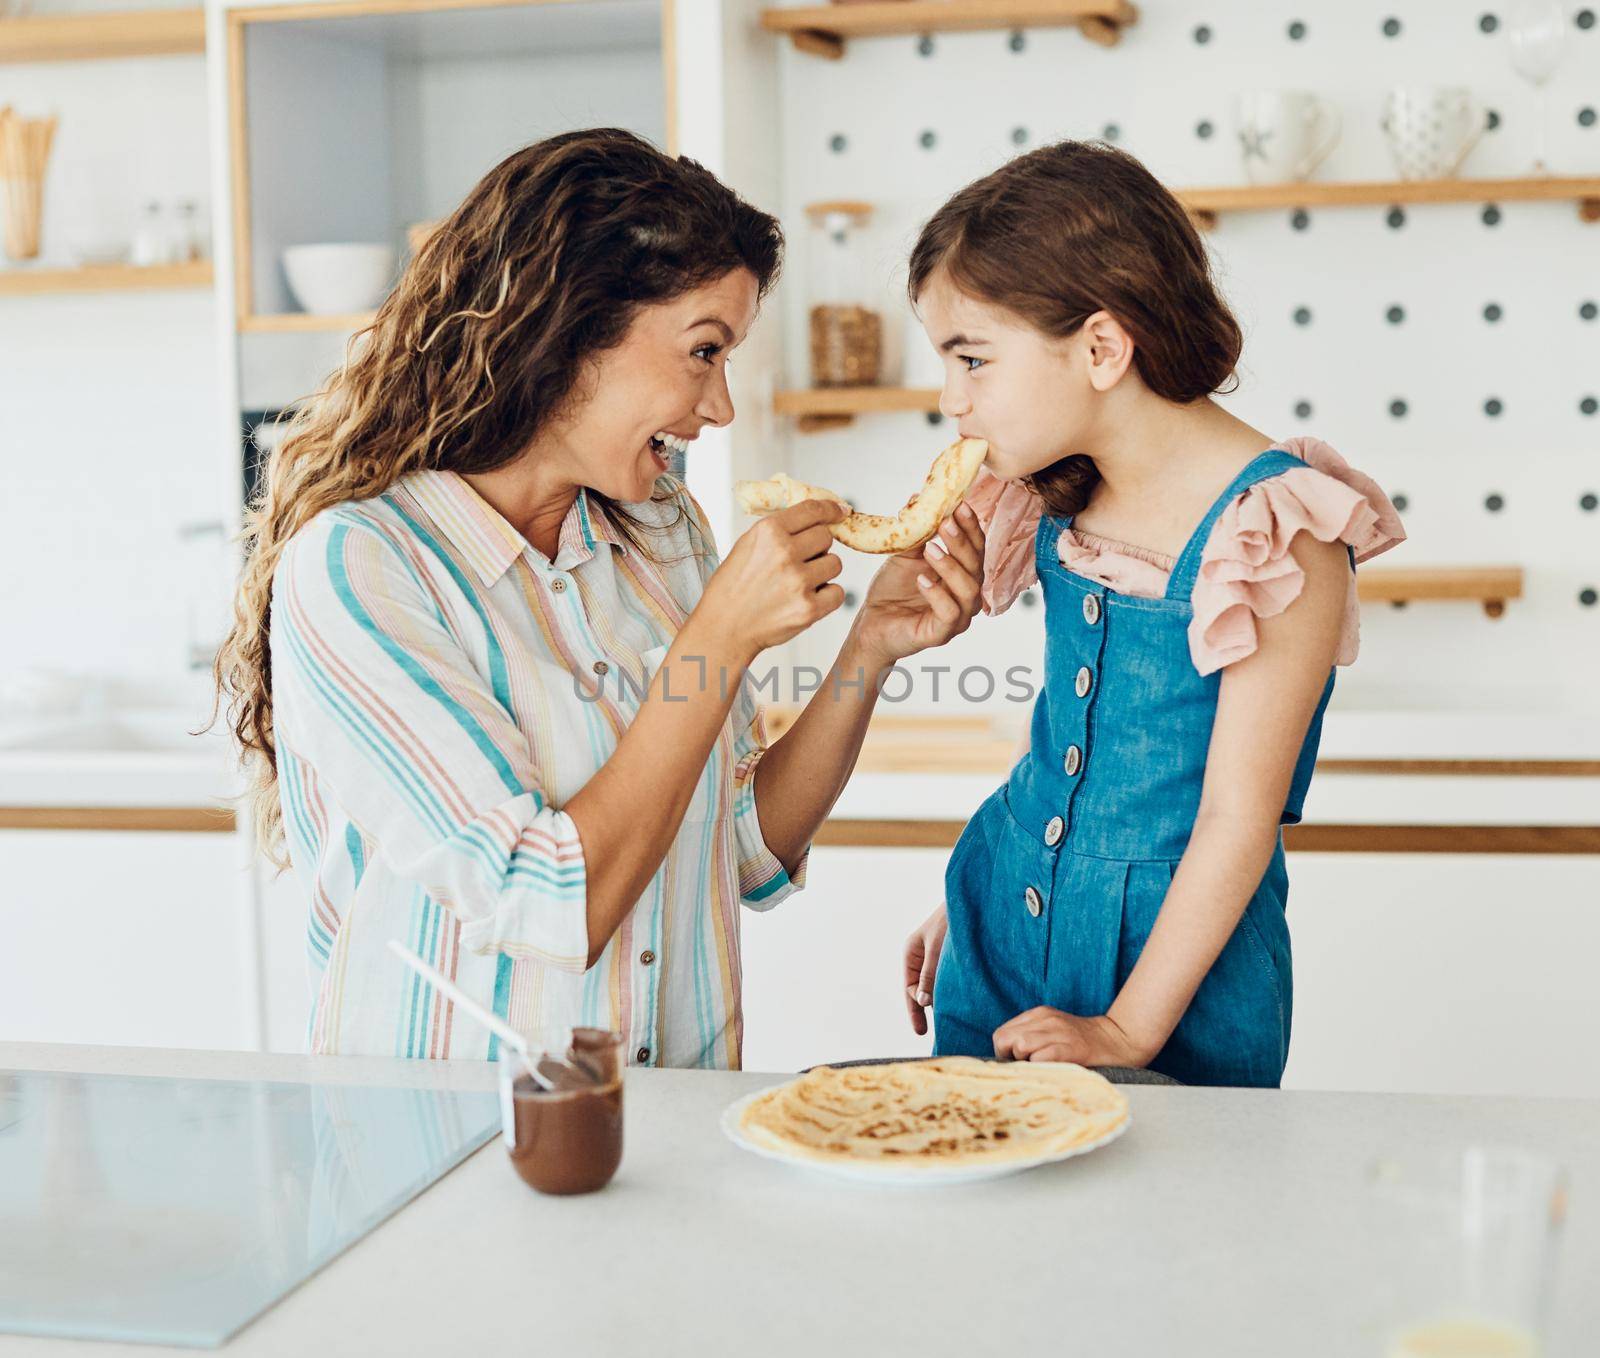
0;711;237;809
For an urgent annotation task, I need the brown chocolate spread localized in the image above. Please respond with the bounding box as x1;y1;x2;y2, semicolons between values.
508;1027;623;1195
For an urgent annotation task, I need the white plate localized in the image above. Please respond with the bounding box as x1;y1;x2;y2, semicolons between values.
720;1087;1131;1186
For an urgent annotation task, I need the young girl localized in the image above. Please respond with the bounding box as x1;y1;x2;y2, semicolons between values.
902;140;1405;1087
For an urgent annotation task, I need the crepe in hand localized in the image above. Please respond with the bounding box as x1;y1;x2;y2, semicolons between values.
733;436;987;554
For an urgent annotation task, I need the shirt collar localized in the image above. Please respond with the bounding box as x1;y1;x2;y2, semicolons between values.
403;470;626;588
564;484;628;565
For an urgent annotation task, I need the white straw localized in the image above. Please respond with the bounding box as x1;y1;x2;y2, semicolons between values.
386;939;554;1089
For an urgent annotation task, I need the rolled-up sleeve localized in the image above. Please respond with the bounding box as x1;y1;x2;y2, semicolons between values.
729;688;809;910
270;512;590;970
677;483;810;910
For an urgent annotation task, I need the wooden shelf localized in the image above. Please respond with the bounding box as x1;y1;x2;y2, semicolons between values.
1357;566;1524;619
767;708;1600;784
774;385;941;432
0;806;235;833
0;260;212;296
0;7;206;63
237;311;377;334
1178;176;1600;229
760;0;1138;58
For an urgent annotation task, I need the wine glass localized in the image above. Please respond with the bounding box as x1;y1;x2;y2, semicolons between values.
1505;0;1568;173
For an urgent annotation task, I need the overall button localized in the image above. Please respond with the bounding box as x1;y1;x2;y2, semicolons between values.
1044;815;1064;846
551;577;568;593
1063;745;1082;777
1024;886;1043;917
1074;666;1092;698
1082;593;1101;625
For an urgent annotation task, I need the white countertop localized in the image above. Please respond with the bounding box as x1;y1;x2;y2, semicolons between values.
5;708;1600;824
1;1043;1594;1357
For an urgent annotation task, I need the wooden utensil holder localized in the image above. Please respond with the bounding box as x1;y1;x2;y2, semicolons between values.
0;108;58;262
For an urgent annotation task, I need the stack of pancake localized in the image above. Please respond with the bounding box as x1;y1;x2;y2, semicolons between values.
738;1057;1130;1168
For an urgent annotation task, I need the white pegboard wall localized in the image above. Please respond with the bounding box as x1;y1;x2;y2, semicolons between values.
761;0;1600;716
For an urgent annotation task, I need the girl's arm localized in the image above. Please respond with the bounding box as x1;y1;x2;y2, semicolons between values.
995;531;1347;1064
1105;532;1348;1060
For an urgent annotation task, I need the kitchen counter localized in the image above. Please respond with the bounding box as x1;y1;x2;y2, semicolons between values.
1;1043;1594;1357
5;708;1600;843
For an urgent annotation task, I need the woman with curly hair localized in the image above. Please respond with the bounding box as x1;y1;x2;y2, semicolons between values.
215;128;986;1066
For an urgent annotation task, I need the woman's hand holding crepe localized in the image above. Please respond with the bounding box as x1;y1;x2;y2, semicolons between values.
991;1007;1149;1068
694;498;850;663
850;502;986;670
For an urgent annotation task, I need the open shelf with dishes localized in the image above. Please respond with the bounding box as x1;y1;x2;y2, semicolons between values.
226;0;669;333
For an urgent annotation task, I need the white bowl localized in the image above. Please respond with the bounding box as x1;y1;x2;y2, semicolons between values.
282;242;396;315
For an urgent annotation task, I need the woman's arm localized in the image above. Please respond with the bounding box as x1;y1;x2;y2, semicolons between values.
994;531;1347;1064
275;501;848;975
747;504;987;874
565;499;850;963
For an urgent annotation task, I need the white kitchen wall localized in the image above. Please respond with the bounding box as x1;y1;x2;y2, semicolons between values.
0;17;222;695
761;0;1600;718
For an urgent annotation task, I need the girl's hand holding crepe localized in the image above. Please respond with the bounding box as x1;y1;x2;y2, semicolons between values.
849;502;986;670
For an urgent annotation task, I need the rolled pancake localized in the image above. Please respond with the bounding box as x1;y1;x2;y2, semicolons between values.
738;1057;1129;1166
733;436;988;555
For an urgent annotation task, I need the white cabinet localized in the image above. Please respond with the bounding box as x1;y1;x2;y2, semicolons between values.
1283;853;1600;1098
253;851;315;1054
741;846;945;1073
0;831;256;1049
741;845;1600;1098
228;0;668;331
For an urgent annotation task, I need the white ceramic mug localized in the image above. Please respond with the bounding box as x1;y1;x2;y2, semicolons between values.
1381;87;1486;180
1233;92;1341;184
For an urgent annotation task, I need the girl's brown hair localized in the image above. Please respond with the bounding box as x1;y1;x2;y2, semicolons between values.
216;127;783;859
907;139;1241;516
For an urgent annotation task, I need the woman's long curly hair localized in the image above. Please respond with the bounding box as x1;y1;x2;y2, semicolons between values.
215;128;783;860
907;139;1242;516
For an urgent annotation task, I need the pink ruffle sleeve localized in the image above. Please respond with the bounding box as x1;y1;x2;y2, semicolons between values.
1188;436;1407;677
961;465;1043;615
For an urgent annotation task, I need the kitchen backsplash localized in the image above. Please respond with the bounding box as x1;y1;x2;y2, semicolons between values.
769;0;1600;716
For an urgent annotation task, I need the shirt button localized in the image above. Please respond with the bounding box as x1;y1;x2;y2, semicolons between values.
1024;886;1043;918
1064;745;1082;777
1044;816;1064;846
1082;593;1100;625
551;577;568;593
1075;666;1092;698
593;660;610;676
640;949;655;965
636;1046;651;1063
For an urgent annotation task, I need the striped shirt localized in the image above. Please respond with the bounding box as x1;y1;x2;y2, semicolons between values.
270;469;807;1067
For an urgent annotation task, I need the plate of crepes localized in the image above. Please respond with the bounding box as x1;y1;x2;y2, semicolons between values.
722;1057;1131;1185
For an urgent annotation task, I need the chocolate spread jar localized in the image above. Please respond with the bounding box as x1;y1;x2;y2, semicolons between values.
504;1028;623;1196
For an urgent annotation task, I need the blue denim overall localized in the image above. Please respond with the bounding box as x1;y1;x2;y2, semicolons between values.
932;450;1342;1087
